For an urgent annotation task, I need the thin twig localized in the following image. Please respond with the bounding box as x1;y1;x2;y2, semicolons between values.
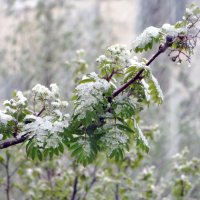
71;176;78;200
5;153;11;200
82;166;97;200
115;184;119;200
37;106;46;117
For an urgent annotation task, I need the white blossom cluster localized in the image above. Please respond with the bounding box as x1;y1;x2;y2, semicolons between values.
184;5;200;23
0;111;13;125
97;44;133;68
161;24;186;37
32;83;60;99
96;55;112;63
32;83;69;118
107;44;131;65
74;72;112;120
16;91;27;106
132;26;160;50
0;91;28;125
24;84;70;148
172;148;200;175
23;115;69;148
0;83;70;144
4;91;27;110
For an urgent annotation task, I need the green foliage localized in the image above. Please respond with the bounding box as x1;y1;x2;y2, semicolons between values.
147;74;164;104
133;26;162;53
1;144;199;200
0;5;200;166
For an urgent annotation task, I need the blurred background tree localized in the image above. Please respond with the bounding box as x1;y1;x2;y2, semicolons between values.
0;0;112;100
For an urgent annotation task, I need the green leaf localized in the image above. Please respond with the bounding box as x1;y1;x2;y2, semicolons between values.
116;124;134;133
147;74;164;104
30;147;37;160
79;78;95;84
37;149;43;161
133;120;149;152
58;143;64;153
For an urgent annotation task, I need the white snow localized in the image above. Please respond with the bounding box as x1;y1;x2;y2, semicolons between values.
132;26;160;49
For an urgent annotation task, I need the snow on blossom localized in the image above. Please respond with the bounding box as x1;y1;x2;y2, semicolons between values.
0;111;14;124
16;91;27;106
132;26;160;49
23;115;69;148
162;24;186;36
74;73;111;120
96;55;111;63
32;84;51;98
107;44;131;65
50;83;60;98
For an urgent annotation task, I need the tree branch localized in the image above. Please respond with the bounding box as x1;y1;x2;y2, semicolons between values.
71;176;78;200
0;37;172;150
37;106;46;116
0;135;27;149
0;106;45;149
112;41;170;98
5;153;11;200
115;184;119;200
83;166;97;200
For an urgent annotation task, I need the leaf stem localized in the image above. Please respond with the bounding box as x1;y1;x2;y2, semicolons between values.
112;41;170;98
